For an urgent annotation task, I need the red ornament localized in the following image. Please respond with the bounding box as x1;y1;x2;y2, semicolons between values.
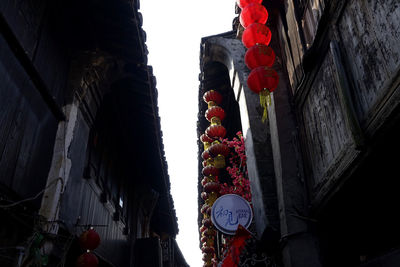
202;218;212;228
79;229;100;251
205;106;226;123
205;125;226;139
202;246;215;254
240;3;268;28
206;206;212;216
201;204;210;214
202;165;220;177
201;134;214;144
204;182;221;193
201;236;208;243
236;0;262;9
208;143;230;158
245;44;276;69
247;66;279;94
76;252;99;267
242;23;271;48
202;150;210;160
201;192;209;200
203;90;222;107
201;177;210;186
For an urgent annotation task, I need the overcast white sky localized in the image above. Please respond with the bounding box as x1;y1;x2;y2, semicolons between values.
139;1;235;266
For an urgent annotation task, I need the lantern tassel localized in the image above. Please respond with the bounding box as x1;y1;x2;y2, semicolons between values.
259;90;271;123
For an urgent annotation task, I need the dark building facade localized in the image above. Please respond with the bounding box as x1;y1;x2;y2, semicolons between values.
198;0;399;266
0;0;187;266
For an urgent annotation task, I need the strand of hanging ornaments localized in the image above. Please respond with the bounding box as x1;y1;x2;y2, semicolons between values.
239;0;279;122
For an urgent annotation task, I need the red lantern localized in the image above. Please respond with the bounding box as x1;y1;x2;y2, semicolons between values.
202;218;212;228
236;0;262;9
242;23;271;48
204;182;221;193
202;150;210;160
239;3;268;28
200;133;214;150
202;165;220;177
245;44;276;69
205;125;226;139
203;90;222;108
201;191;209;200
206;206;212;216
205;106;225;124
247;66;279;94
208;143;230;168
201;134;214;144
201;177;210;186
208;143;230;158
202;246;215;254
76;252;99;267
79;229;100;251
201;204;210;214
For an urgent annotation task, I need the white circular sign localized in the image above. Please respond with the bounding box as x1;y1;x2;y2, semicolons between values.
211;194;253;235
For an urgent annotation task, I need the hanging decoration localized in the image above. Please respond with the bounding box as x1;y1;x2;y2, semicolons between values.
239;3;268;28
200;88;233;267
242;23;271;48
238;0;279;122
79;228;101;251
76;228;101;267
236;0;262;9
244;44;275;69
76;252;99;267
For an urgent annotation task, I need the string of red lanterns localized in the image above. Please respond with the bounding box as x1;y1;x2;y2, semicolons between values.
239;0;279;122
199;89;229;267
76;228;101;267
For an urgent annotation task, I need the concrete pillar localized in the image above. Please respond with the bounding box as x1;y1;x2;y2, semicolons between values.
39;102;79;234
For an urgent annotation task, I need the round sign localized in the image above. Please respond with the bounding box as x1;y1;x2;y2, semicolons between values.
211;194;253;235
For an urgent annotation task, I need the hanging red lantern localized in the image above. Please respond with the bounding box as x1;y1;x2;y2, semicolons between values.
76;252;99;267
202;246;215;254
247;66;279;122
79;229;100;251
205;125;226;139
202;218;212;228
202;165;220;177
203;90;222;108
202;177;211;186
208;143;230;158
239;3;268;28
205;106;226;125
204;182;221;193
236;0;262;9
245;44;276;70
201;203;210;214
202;150;210;160
242;23;271;48
208;143;230;168
247;66;279;94
200;134;214;150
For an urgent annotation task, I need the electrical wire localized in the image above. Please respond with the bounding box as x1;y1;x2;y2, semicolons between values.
0;177;63;209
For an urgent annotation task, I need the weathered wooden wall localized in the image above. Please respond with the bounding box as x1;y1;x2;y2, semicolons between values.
278;0;400;206
0;0;67;205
